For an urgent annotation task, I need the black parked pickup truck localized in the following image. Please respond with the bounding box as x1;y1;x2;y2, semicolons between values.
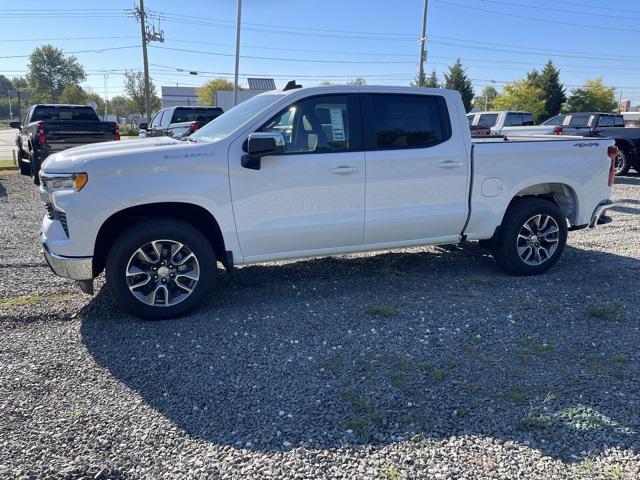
139;106;224;139
10;104;120;183
542;112;640;175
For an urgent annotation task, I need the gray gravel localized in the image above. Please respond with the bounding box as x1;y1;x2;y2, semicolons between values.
1;171;640;480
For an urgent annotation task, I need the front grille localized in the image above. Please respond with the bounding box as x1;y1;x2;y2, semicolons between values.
44;203;69;237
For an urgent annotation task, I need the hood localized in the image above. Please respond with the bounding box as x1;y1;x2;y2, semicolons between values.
42;137;182;173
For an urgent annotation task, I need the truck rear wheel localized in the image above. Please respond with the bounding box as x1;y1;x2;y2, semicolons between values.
614;150;631;176
494;198;567;276
105;219;216;320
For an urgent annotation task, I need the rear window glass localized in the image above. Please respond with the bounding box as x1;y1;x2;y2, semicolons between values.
598;116;615;127
32;106;99;122
369;94;450;149
478;113;498;128
614;116;624;127
171;108;224;124
543;115;565;126
568;114;590;127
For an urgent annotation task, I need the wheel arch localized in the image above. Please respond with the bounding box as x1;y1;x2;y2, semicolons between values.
508;182;579;225
93;202;228;276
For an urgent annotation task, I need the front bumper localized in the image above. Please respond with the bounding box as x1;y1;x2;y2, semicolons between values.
41;236;93;281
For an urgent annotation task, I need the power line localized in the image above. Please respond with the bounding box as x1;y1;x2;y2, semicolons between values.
478;0;640;21
0;45;139;59
437;0;640;33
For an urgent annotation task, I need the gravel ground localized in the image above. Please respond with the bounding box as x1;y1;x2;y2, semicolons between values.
1;171;639;480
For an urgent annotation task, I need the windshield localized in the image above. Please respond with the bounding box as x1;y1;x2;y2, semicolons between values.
190;94;281;143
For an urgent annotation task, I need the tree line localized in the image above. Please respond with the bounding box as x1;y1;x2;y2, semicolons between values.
412;58;619;122
0;44;161;120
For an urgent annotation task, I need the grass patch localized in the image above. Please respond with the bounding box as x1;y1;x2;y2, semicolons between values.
0;159;16;168
364;303;400;318
340;389;381;440
508;387;527;403
585;298;624;321
319;354;343;375
389;372;407;390
0;293;74;308
430;369;446;381
468;275;492;286
69;407;88;418
516;335;556;360
380;465;402;480
612;355;629;365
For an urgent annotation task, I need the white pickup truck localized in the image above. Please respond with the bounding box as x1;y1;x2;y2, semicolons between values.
39;85;618;319
467;110;562;136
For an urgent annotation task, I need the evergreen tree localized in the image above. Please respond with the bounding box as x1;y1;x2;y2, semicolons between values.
444;59;474;112
527;61;566;121
411;69;439;88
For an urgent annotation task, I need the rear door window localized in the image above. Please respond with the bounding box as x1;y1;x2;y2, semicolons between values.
363;94;451;149
613;116;625;127
477;113;498;128
522;113;534;126
567;114;590;127
504;113;523;126
598;115;615;127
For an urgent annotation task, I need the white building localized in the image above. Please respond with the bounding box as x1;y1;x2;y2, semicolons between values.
160;78;276;111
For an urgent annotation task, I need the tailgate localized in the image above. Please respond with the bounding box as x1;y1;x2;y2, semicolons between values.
43;121;117;148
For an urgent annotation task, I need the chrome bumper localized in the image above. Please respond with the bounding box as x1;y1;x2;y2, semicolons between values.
589;200;616;228
41;237;93;281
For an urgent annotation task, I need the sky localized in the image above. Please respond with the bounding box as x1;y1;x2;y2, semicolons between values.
1;0;639;104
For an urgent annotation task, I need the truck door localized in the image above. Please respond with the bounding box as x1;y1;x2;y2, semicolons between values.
229;93;365;258
360;93;469;244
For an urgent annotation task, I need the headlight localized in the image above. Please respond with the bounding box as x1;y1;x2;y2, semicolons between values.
40;173;88;192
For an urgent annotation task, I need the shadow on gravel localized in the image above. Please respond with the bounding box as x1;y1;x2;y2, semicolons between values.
80;242;640;461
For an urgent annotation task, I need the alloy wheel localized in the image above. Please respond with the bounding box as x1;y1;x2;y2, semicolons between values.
125;239;200;307
516;214;560;266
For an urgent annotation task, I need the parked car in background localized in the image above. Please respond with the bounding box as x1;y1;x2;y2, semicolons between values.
543;112;640;175
38;85;618;319
138;106;224;139
10;104;120;183
467;110;561;136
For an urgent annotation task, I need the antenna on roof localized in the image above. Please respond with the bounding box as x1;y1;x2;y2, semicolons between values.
283;80;302;91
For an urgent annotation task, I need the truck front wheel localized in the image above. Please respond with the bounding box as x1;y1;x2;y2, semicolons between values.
105;219;216;320
494;198;568;276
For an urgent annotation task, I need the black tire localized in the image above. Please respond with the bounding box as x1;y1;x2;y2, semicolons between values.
30;151;40;185
494;198;568;276
614;149;631;176
105;218;216;320
18;154;30;176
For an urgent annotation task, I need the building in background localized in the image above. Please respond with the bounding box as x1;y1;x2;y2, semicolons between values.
160;78;276;111
619;99;632;112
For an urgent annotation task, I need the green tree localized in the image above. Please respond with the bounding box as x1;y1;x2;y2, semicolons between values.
123;70;161;115
11;76;28;89
473;85;498;111
444;58;474;112
196;78;235;105
527;60;566;121
58;84;88;104
493;81;546;121
109;95;134;117
348;77;366;85
565;77;617;113
26;44;86;102
412;69;440;88
0;75;13;94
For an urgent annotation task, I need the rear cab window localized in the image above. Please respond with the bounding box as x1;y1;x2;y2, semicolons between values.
172;108;225;124
477;113;498;128
31;106;99;122
597;115;615;127
362;93;451;149
567;114;590;128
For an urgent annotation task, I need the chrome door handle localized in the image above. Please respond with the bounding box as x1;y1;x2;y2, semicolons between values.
437;160;464;169
330;166;359;174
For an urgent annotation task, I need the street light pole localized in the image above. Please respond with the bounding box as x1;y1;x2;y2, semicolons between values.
418;0;429;86
233;0;242;107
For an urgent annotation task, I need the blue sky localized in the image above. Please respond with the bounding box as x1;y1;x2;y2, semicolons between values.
1;0;639;104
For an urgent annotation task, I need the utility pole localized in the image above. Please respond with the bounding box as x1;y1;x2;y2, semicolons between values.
233;0;242;107
103;73;109;120
132;0;164;123
417;0;429;86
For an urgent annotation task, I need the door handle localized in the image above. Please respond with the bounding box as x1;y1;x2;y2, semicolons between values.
437;160;464;169
330;166;359;175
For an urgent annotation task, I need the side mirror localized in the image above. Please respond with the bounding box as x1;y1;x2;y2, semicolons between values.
241;132;286;170
9;121;20;129
138;122;148;131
